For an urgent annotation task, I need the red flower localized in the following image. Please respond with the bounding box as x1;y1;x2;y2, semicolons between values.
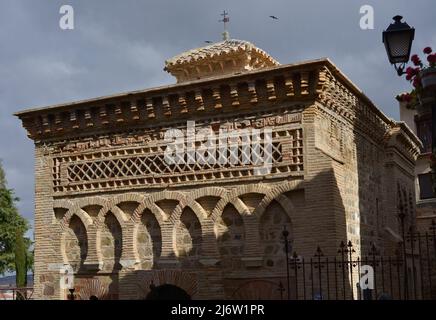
413;77;421;88
424;47;432;54
428;53;436;64
413;58;422;66
406;67;420;80
411;54;422;66
406;66;415;75
398;93;412;103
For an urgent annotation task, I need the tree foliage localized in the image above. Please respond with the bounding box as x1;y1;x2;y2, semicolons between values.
0;161;32;277
15;230;27;287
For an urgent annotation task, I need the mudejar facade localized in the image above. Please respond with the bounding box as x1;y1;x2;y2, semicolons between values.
15;38;421;299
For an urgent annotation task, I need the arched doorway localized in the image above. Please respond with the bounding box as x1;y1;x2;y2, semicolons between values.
145;284;191;300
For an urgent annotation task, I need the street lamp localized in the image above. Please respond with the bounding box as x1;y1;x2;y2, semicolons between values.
383;15;415;76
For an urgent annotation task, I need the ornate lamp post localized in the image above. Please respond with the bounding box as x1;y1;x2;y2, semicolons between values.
382;15;415;76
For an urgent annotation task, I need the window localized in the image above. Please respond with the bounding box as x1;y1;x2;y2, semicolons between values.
416;118;432;153
418;173;435;199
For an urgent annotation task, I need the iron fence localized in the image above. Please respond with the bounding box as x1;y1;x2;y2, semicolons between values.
282;221;436;300
0;287;34;300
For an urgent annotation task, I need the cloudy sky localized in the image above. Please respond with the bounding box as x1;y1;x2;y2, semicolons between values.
0;0;434;235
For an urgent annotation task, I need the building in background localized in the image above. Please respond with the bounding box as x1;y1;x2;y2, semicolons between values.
398;99;436;232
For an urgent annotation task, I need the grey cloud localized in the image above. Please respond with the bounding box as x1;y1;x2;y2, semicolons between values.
0;0;434;236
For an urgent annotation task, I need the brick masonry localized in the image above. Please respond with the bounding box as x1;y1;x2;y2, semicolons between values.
15;57;422;299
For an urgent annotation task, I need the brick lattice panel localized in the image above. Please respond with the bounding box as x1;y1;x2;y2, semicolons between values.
52;127;303;193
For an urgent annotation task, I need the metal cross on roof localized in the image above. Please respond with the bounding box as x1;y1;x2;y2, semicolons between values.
220;10;230;40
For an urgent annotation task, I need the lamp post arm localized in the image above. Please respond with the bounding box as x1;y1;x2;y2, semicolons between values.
395;63;407;76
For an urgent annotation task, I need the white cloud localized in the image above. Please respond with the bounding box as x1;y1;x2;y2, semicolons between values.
20;56;87;78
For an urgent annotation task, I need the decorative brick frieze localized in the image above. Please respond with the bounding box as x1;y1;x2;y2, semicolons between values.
14;60;351;141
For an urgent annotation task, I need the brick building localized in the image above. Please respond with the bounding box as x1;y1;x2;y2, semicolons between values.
15;36;421;299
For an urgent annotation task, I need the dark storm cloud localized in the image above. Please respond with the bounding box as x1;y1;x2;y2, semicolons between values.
0;0;434;234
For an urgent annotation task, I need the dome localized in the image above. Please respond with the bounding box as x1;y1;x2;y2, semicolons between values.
164;39;280;83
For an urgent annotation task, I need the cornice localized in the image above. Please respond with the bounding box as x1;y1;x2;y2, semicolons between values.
14;58;417;156
15;60;327;141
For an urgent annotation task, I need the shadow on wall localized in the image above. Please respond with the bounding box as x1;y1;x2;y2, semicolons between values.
145;284;191;300
60;166;356;300
114;167;353;300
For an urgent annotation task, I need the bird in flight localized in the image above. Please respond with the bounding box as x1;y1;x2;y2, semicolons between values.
269;15;279;20
205;40;213;43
